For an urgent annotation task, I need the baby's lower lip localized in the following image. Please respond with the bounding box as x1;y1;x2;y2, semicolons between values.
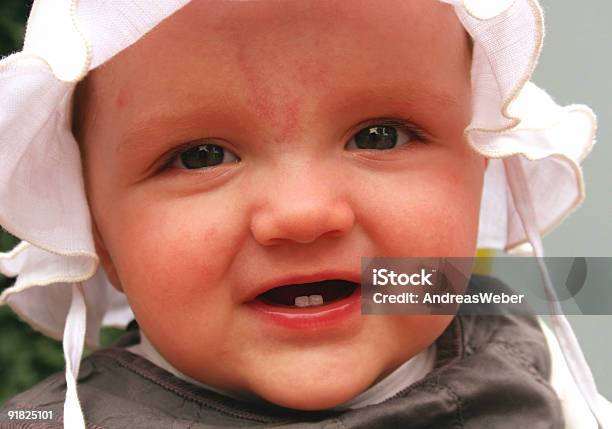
245;285;362;333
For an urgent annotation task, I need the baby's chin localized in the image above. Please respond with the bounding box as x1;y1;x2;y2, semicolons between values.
221;315;453;410
240;347;392;411
227;340;410;411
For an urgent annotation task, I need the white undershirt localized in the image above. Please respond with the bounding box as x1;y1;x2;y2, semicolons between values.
127;332;436;410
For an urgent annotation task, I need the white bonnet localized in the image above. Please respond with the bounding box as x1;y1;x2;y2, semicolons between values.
0;0;607;427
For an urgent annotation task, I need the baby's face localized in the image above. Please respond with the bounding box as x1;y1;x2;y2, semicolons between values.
76;0;483;410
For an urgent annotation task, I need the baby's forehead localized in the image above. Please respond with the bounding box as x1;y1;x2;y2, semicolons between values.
78;0;470;143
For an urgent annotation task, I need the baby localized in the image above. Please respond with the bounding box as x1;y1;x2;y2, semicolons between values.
1;0;609;428
73;0;482;411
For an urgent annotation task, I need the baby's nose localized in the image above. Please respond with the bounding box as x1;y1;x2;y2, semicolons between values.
249;166;355;246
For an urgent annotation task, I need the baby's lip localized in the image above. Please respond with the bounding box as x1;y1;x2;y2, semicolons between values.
243;270;361;304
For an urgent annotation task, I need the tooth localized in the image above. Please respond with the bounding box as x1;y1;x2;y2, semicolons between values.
309;295;323;306
294;296;310;307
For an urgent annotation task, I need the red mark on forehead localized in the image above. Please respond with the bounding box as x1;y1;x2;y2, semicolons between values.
236;45;304;143
237;47;276;121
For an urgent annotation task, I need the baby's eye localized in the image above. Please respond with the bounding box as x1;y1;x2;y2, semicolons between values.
169;143;239;170
345;121;425;150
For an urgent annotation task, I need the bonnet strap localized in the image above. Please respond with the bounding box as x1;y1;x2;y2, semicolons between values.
62;282;87;429
504;156;610;429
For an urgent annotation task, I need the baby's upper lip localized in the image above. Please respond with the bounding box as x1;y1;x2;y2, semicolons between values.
244;270;361;303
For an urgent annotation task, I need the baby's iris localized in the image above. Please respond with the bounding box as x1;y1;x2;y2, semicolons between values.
353;126;398;150
172;143;238;169
346;121;423;151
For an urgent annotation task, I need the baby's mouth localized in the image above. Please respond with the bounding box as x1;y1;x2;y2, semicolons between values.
256;280;358;308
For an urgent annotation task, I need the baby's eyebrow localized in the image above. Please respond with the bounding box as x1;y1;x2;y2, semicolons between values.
118;114;198;154
331;84;461;115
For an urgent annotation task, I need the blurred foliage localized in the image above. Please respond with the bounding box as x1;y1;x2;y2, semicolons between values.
0;2;126;405
0;0;29;57
0;305;65;403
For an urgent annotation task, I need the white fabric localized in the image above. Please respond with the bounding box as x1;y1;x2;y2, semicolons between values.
0;0;191;345
0;0;604;427
539;318;612;429
505;156;609;428
128;332;436;410
62;283;86;429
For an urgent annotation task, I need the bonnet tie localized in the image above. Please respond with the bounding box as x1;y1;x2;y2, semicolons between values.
504;156;610;429
62;282;87;429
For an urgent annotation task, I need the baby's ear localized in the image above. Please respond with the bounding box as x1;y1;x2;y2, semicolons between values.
92;221;124;292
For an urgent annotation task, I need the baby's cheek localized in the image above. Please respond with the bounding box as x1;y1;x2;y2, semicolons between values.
405;164;482;255
110;198;239;326
363;178;480;257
